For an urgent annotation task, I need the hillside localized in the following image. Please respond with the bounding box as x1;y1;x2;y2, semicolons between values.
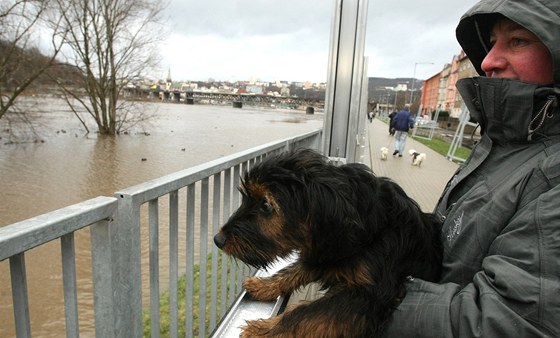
0;40;83;91
368;76;422;111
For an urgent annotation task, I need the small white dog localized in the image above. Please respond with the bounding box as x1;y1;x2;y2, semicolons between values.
409;149;426;166
380;147;389;160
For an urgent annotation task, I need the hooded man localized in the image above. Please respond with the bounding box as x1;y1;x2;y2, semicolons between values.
383;0;560;336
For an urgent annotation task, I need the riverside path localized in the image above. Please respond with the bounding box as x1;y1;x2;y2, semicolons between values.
366;117;460;212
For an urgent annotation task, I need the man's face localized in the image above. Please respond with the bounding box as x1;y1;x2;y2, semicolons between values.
481;18;553;84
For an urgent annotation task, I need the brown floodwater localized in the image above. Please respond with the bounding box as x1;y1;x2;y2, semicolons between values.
0;98;323;337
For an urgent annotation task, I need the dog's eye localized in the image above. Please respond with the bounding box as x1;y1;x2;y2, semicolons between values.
260;200;274;214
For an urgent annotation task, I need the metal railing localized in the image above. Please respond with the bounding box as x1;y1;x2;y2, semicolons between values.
0;197;118;338
0;129;322;338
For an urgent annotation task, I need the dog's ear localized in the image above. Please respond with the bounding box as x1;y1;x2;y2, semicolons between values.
305;175;367;265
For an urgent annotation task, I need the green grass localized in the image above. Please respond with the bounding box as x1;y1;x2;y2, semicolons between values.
379;116;472;161
412;135;472;160
143;254;244;338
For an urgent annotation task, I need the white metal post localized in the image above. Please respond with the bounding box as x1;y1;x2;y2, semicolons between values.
322;0;369;163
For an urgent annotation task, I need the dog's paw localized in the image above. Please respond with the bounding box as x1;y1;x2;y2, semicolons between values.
240;317;280;338
243;277;281;301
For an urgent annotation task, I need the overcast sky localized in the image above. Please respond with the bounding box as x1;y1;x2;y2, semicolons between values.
161;0;480;83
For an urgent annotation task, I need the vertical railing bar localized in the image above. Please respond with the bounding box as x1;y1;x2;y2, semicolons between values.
230;163;242;302
251;156;258;168
220;252;230;313
210;173;221;331
9;253;31;338
90;217;116;338
233;163;242;209
149;199;160;338
247;154;265;280
185;184;196;337
60;233;80;338
220;168;232;315
169;190;179;338
242;160;254;291
237;264;245;296
112;195;143;337
199;177;209;338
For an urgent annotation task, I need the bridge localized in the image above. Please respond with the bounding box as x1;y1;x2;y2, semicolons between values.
124;87;325;110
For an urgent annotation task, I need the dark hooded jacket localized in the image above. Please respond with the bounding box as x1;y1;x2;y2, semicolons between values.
383;0;560;336
391;107;414;132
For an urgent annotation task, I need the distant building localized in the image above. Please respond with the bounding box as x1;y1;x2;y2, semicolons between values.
246;85;264;95
411;49;478;121
394;83;408;92
437;63;451;113
420;72;441;116
444;54;461;117
454;50;478;115
180;82;197;91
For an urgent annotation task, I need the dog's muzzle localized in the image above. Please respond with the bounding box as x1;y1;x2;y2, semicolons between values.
214;233;227;248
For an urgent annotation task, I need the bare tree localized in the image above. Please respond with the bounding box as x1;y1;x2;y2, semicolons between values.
53;0;168;135
0;0;65;120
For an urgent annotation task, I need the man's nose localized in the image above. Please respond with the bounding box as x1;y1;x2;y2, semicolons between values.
481;43;507;77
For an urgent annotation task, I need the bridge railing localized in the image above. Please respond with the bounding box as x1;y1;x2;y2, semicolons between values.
0;129;322;338
0;196;118;338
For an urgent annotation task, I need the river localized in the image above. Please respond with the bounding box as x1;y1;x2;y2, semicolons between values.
0;98;324;337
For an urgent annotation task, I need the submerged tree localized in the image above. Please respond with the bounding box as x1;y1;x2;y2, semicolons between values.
53;0;168;135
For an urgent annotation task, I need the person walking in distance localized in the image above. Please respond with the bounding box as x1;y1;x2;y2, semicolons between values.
388;110;397;135
391;104;414;157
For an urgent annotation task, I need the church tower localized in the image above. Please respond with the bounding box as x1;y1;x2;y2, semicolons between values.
166;67;172;91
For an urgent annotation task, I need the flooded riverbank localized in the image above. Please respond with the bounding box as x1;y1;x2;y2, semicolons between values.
0;99;323;337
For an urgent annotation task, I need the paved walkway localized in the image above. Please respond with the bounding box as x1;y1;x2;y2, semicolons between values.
365;118;459;212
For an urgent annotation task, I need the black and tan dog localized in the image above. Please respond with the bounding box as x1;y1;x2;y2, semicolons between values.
214;148;442;338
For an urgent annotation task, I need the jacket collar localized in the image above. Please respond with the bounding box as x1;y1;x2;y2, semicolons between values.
456;77;560;142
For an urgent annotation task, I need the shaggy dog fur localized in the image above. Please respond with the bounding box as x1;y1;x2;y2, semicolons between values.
380;147;389;160
214;148;442;338
409;149;426;166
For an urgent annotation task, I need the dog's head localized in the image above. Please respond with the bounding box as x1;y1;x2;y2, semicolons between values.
214;149;323;268
413;153;426;166
214;148;373;269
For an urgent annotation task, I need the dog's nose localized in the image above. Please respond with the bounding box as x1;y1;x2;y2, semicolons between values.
214;232;227;248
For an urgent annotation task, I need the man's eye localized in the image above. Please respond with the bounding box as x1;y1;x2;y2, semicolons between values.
261;201;274;213
510;37;528;47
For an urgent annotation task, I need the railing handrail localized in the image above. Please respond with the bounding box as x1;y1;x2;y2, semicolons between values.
0;196;117;261
210;255;296;338
0;196;119;338
115;129;323;202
